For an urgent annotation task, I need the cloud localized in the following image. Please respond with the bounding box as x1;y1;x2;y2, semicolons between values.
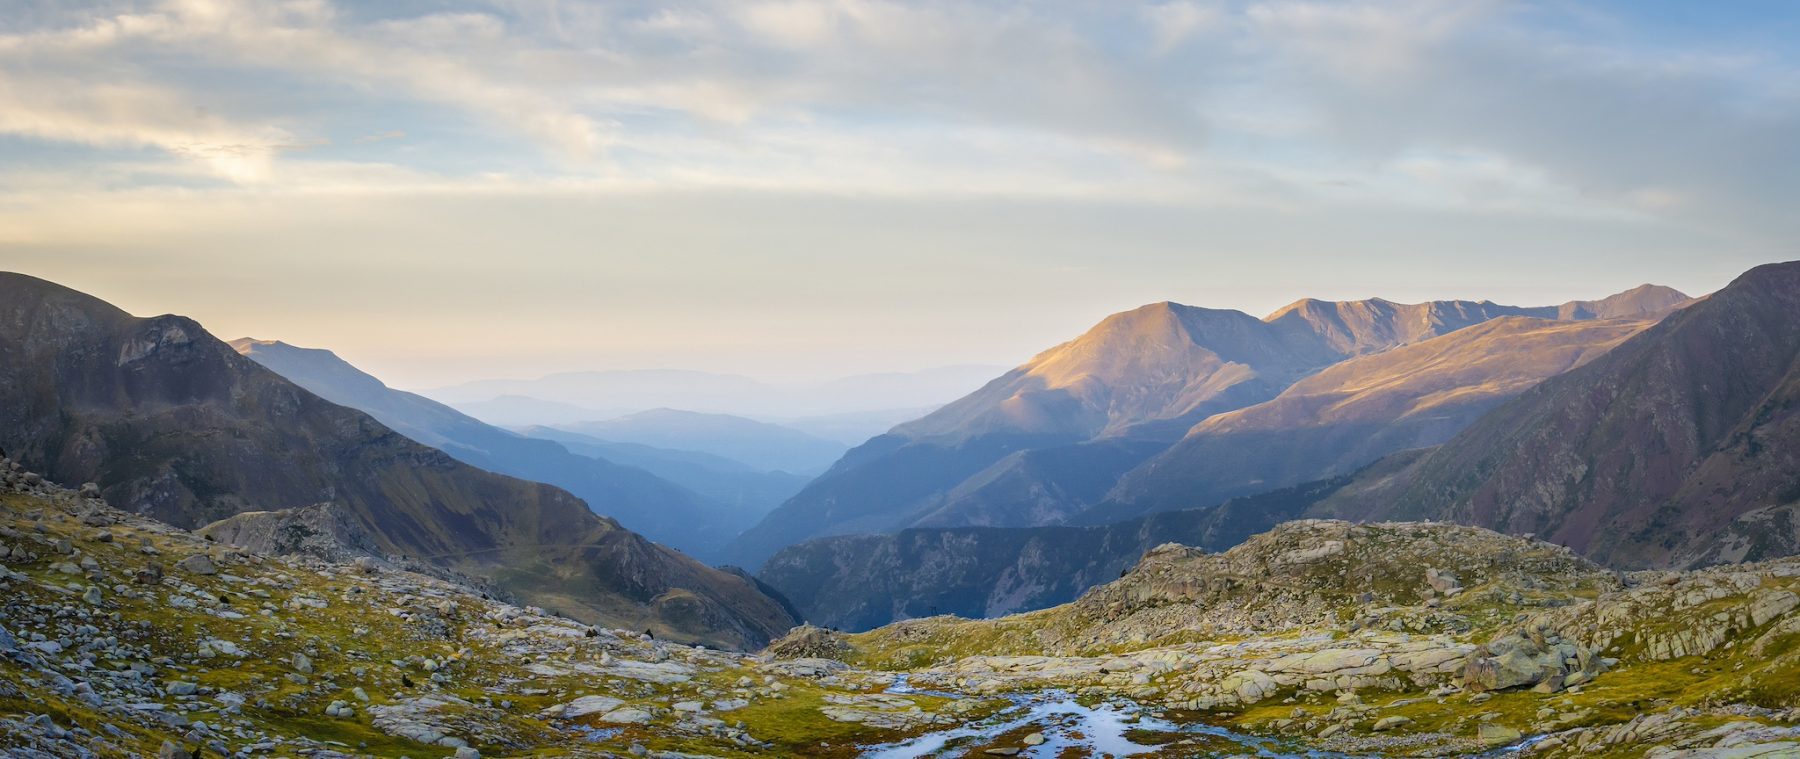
0;0;1793;245
1143;2;1222;54
353;130;406;144
0;71;300;182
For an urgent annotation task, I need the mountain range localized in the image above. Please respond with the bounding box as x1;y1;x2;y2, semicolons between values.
727;284;1691;566
230;339;784;562
1314;261;1800;569
757;264;1800;632
550;409;847;476
1088;314;1655;522
426;364;1005;425
0;273;795;649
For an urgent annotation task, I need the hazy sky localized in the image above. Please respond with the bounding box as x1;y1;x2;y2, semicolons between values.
1;1;1795;388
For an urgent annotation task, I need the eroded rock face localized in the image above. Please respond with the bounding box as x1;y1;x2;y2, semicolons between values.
1526;562;1800;665
1460;625;1605;693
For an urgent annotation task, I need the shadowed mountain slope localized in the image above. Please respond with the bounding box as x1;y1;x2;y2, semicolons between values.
1313;261;1800;569
1092;315;1656;522
759;478;1349;631
0;273;795;649
729;287;1685;566
231;339;762;560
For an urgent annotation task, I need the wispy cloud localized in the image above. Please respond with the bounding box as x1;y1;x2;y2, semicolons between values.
0;1;1795;386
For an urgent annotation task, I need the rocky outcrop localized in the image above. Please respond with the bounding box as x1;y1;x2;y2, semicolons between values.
1047;520;1615;653
1459;624;1607;693
199;502;383;563
764;624;852;661
1525;559;1800;663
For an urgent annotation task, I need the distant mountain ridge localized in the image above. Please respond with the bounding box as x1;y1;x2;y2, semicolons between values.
230;339;770;561
556;409;846;476
519;426;810;519
0;273;795;649
426;364;1006;423
728;285;1691;566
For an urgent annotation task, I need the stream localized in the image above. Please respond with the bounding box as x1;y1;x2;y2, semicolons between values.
860;676;1548;758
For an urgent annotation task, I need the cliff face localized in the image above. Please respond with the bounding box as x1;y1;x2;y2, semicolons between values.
0;272;795;649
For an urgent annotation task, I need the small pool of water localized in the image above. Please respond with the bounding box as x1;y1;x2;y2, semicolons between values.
863;676;1545;758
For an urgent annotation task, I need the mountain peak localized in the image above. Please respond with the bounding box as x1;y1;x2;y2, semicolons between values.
1556;283;1692;320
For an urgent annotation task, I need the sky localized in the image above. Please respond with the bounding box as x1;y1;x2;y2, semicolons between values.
0;0;1795;389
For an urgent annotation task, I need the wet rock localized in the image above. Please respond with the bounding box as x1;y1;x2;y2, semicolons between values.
1478;722;1522;744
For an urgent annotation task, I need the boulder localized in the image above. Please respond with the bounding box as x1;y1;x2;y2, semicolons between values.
176;554;216;576
1373;716;1413;731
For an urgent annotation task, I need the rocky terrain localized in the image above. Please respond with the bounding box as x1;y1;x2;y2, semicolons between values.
829;520;1800;757
0;460;1000;758
6;453;1796;757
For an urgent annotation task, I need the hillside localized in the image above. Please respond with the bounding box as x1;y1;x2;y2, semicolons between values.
231;339;762;560
1095;315;1653;521
0;273;795;649
730;287;1686;566
831;519;1800;757
4;466;1796;757
1315;261;1800;568
758;478;1348;631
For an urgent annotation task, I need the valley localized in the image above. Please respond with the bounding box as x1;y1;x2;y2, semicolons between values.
2;264;1796;757
4;464;1798;757
7;4;1794;755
